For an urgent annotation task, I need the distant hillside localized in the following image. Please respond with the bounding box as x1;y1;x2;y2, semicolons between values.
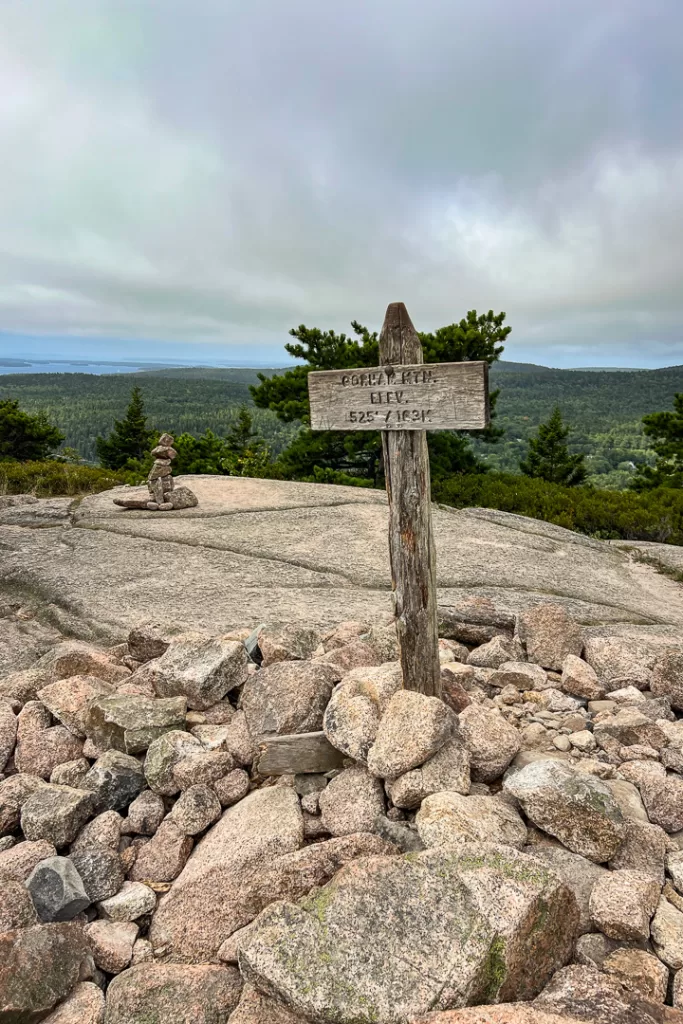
3;362;683;488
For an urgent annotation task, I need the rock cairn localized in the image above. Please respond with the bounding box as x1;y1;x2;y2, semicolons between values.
113;433;198;511
5;605;683;1021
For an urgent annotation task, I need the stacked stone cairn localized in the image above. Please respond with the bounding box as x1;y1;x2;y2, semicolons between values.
8;604;683;1021
113;433;198;511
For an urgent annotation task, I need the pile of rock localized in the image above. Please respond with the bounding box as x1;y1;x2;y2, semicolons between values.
5;606;683;1022
113;432;198;511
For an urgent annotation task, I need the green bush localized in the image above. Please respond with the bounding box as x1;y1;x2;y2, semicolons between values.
0;461;137;498
432;472;683;544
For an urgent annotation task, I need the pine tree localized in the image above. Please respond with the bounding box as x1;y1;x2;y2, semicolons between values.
0;399;64;462
96;387;154;470
225;407;265;458
632;393;683;490
520;407;586;486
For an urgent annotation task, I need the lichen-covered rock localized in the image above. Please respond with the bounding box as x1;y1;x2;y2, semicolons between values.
503;761;624;862
516;605;583;671
588;869;660;941
79;749;145;812
144;635;248;710
602;948;669;1004
531;846;608;936
416;793;527;850
37;676;113;737
323;663;403;763
652;650;683;711
41;982;105;1024
21;784;96;847
651;895;683;969
148;787;305;962
459;704;521;783
318;766;385;837
240;844;579;1023
258;623;322;667
619;759;683;832
98;881;157;922
169;784;222;835
0;922;92;1023
241;661;338;737
104;964;242;1024
83;694;187;754
143;729;203;796
0;699;17;772
366;690;457;780
386;737;470;809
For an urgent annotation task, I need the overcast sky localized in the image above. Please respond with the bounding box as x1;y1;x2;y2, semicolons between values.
1;0;682;367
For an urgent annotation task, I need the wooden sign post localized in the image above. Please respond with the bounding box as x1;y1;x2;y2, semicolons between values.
308;302;489;697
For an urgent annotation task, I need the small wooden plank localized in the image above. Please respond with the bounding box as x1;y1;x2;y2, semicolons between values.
256;731;346;776
308;359;489;432
380;303;441;697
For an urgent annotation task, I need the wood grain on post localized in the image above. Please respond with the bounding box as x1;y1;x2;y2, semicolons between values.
379;302;441;697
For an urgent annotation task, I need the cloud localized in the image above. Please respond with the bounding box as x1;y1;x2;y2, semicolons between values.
0;0;681;365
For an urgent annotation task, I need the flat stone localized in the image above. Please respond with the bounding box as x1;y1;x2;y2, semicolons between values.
367;690;457;780
503;761;624;862
0;922;92;1023
459;704;521;782
318;766;385;837
145;635;248;709
416;793;527;849
240;844;579;1021
104;964;242;1023
25;855;90;921
589;868;660;941
80;749;145;812
83;694;187;754
517;604;583;671
241;661;338;737
21;784;96;847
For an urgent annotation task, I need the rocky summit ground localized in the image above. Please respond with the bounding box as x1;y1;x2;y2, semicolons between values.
3;475;683;674
5;480;683;1022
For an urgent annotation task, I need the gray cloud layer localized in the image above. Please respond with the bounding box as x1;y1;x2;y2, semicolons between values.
1;0;682;365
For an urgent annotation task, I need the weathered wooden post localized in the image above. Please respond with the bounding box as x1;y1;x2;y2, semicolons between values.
308;302;489;697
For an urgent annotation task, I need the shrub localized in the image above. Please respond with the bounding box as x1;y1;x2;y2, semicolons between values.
432;472;683;544
0;461;137;498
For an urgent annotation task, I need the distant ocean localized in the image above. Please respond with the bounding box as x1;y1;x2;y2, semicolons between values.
0;361;153;375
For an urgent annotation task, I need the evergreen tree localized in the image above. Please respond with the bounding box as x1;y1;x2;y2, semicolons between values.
225;407;266;457
96;387;154;470
520;407;586;486
632;393;683;490
0;399;64;462
251;310;510;484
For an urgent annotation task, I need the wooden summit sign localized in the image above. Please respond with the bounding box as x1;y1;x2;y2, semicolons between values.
308;302;490;698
